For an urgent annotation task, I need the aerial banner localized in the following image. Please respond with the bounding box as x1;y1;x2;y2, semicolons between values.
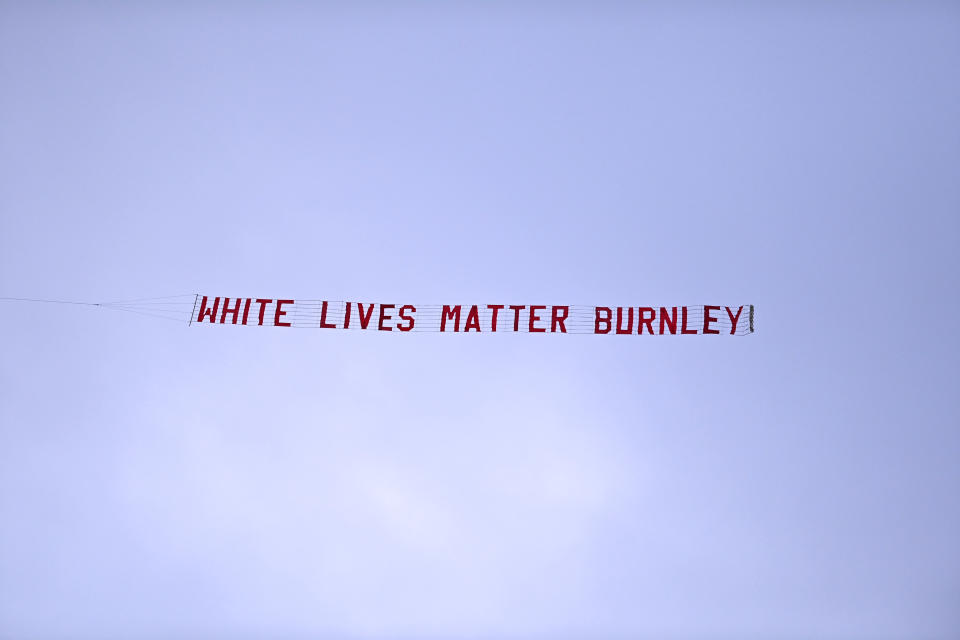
189;296;755;335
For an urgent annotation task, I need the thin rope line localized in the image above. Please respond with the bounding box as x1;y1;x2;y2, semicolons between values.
0;297;101;306
101;307;187;324
101;294;194;304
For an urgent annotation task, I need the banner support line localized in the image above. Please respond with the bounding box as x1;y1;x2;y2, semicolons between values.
189;294;198;326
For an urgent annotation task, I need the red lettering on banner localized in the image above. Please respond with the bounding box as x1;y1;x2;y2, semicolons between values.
726;306;743;335
681;307;697;334
274;299;294;327
551;306;569;333
398;305;416;331
595;307;611;334
660;306;677;334
638;307;655;334
255;299;272;326
509;305;525;332
197;296;220;323
320;301;337;328
356;303;375;329
189;296;752;336
703;305;720;334
616;307;634;334
487;305;504;332
464;305;481;332
529;305;546;333
220;297;241;324
441;305;461;332
378;304;395;331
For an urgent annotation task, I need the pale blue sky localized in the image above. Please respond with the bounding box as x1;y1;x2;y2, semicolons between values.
1;2;958;638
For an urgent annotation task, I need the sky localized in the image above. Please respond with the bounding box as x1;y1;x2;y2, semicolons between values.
1;2;958;638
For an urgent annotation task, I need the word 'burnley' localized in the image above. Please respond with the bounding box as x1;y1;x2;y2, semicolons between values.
192;297;752;335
